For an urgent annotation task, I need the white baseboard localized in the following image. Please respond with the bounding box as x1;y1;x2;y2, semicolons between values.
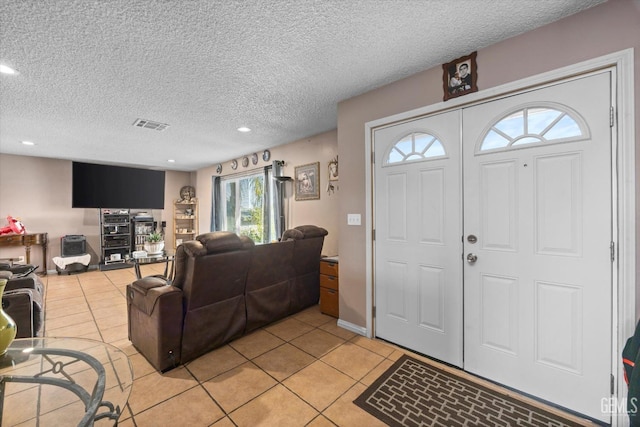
337;318;367;336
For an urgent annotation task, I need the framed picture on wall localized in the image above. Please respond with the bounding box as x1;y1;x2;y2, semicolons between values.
295;162;320;201
442;51;477;101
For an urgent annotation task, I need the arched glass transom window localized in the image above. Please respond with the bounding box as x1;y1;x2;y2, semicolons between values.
385;132;446;165
479;105;589;153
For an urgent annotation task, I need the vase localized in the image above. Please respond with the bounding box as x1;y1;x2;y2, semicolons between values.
144;241;165;255
0;279;17;356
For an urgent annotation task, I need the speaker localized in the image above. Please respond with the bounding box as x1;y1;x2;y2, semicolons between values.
61;235;86;257
272;160;292;182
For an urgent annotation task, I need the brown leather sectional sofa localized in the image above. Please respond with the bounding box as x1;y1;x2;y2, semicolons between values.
126;225;328;371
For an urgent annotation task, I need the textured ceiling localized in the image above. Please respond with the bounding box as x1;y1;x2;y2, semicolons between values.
0;0;605;171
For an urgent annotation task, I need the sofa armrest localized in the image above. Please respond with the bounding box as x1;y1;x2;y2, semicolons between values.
5;275;42;293
130;276;170;295
3;288;43;338
127;280;184;371
0;264;38;275
128;277;180;315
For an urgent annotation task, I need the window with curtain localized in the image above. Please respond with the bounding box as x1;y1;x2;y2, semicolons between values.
212;167;279;243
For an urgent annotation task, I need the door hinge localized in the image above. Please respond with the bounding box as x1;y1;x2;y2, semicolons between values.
610;241;615;262
372;229;376;241
610;106;615;127
373;306;376;318
371;151;375;164
611;374;615;395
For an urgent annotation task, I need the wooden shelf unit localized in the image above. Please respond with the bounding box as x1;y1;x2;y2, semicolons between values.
174;199;198;249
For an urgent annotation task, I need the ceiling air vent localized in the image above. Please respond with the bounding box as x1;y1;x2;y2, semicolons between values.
133;118;170;131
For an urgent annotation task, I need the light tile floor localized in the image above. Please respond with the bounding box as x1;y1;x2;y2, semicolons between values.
39;266;594;426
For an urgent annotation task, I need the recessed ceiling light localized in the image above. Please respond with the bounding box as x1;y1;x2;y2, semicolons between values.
237;127;251;133
21;140;35;146
167;159;175;163
0;65;18;75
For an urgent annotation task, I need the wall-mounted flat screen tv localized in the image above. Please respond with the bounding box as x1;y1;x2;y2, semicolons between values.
72;162;165;209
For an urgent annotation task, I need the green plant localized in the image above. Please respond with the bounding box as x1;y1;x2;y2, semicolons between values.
147;232;163;242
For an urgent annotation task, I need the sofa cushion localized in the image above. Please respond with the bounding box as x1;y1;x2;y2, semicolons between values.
0;271;13;280
172;244;189;288
282;229;304;241
197;232;244;253
182;240;207;257
239;235;256;249
295;225;329;238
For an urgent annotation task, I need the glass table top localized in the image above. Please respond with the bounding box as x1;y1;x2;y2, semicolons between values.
129;251;174;265
0;337;133;426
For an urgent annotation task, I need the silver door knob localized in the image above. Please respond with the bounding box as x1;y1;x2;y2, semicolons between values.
466;253;478;264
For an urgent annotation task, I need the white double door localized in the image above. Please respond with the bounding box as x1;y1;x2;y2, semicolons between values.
374;72;612;422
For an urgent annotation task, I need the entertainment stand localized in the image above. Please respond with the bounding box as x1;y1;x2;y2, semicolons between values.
99;210;131;271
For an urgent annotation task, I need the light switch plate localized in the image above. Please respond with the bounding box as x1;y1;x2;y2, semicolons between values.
347;213;361;226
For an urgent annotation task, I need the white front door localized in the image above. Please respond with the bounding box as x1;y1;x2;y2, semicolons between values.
374;110;463;366
462;72;612;422
372;71;613;422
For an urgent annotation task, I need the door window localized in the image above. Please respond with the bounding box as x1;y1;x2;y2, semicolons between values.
385;132;447;166
478;104;589;154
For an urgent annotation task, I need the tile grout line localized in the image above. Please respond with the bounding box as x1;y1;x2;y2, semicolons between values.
220;317;395;425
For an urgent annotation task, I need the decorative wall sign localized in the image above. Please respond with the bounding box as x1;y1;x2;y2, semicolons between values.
231;159;238;170
443;51;477;101
179;185;196;202
262;150;271;162
328;156;338;181
242;156;249;168
216;164;222;174
327;156;338;194
295;162;320;201
251;153;259;165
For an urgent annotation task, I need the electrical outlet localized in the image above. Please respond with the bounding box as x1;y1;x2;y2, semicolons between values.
347;213;361;226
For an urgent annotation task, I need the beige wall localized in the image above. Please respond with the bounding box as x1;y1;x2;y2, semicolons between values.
0;129;337;271
337;0;640;328
195;129;339;256
0;154;192;271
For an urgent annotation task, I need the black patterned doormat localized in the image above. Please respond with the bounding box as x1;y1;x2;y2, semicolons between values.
354;354;587;427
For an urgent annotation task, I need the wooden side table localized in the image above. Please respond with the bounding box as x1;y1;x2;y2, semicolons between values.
320;256;339;317
0;232;48;275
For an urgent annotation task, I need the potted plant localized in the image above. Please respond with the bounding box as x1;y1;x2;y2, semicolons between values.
144;232;165;255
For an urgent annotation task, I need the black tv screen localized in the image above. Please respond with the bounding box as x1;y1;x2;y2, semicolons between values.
72;162;166;209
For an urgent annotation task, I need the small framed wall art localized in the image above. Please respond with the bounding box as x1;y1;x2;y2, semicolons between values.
442;51;477;101
328;156;338;181
295;162;320;201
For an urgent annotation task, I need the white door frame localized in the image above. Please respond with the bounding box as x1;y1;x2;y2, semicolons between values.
364;48;635;424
